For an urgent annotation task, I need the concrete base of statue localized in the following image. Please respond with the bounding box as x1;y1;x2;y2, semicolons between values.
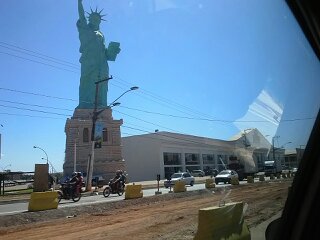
63;108;125;181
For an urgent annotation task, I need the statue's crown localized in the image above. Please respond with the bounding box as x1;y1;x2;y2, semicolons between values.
87;7;106;21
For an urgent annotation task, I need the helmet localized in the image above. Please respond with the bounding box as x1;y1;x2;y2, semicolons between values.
72;172;77;177
77;172;82;177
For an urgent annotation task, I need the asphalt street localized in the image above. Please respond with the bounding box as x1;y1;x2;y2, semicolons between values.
0;181;249;216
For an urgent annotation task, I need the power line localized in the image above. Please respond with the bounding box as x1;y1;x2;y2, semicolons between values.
0;87;77;102
0;104;71;117
112;77;207;119
0;42;80;70
121;125;234;148
0;51;79;74
119;105;316;123
0;99;74;112
0;86;315;124
114;109;182;133
113;75;220;120
0;112;66;120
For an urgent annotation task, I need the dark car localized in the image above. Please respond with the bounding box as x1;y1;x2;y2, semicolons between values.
204;168;219;177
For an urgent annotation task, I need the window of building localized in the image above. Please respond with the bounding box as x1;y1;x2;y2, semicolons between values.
163;152;181;165
185;153;200;165
83;128;89;143
103;128;108;142
164;166;182;179
202;154;215;164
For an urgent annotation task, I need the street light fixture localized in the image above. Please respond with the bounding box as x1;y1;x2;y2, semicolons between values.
1;164;11;171
108;86;139;107
85;83;138;192
33;146;48;165
280;141;292;149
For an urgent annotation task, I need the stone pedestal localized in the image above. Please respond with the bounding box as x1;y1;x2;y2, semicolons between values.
63;108;124;181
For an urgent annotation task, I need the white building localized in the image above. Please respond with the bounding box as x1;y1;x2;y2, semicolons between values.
122;129;275;182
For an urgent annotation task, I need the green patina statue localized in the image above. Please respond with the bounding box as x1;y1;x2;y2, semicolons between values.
77;0;121;109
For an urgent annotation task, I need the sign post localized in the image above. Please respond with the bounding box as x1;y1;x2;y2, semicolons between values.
155;174;162;195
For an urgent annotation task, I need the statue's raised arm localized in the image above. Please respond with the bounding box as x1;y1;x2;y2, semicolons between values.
78;0;86;23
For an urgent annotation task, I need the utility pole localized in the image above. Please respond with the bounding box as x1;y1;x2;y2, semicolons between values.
272;136;280;161
85;76;113;192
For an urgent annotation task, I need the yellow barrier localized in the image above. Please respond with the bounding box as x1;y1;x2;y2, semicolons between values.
230;177;239;185
205;178;215;189
125;184;143;200
194;202;250;240
247;176;254;183
28;191;58;212
173;181;186;193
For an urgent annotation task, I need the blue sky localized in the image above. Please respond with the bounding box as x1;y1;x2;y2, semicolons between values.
0;0;319;172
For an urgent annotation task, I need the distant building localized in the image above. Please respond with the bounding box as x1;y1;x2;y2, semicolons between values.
284;148;305;169
122;129;277;182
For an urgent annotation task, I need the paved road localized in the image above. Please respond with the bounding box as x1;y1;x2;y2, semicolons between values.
0;180;253;216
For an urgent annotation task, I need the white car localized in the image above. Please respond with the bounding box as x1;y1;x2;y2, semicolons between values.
215;170;238;184
164;172;195;188
191;170;205;177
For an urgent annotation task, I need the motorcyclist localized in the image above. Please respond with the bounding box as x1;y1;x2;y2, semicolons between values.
68;172;79;196
76;172;83;186
119;170;126;189
111;170;121;191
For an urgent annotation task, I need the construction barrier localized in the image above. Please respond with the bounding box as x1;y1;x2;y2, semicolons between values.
259;175;265;182
205;178;215;189
173;181;186;193
247;176;254;183
28;191;58;212
194;202;250;240
125;184;143;200
270;174;275;180
230;177;239;185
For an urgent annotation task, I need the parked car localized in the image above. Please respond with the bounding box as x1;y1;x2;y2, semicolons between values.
164;172;195;188
215;170;238;184
3;180;16;187
191;170;205;177
204;168;219;177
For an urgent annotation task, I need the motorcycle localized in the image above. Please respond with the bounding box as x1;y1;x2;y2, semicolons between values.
57;181;82;203
103;179;125;197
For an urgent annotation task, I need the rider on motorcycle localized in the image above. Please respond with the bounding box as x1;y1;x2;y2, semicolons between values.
111;170;121;190
119;170;126;187
68;172;82;196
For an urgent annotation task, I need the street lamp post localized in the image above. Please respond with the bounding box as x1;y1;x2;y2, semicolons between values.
33;146;48;165
85;77;138;192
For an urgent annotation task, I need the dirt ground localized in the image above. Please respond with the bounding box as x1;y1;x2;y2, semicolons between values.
0;180;291;240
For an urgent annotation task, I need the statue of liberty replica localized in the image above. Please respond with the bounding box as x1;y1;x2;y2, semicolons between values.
77;0;120;108
63;0;124;182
